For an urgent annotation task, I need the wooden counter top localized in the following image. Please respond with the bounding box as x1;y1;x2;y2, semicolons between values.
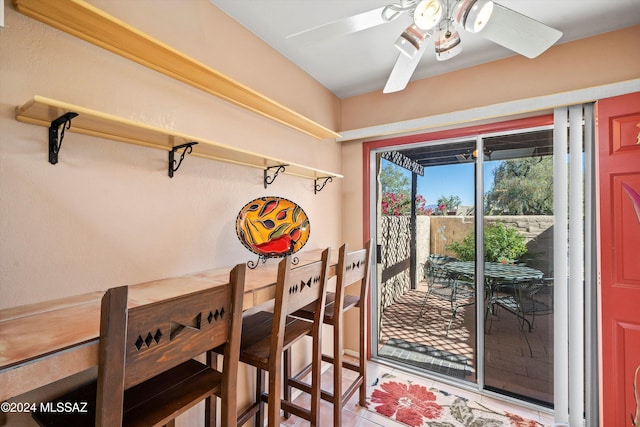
0;249;336;401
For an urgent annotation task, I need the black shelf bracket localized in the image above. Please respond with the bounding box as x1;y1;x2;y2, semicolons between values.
48;112;78;165
247;255;268;270
314;176;333;194
263;164;287;188
247;254;299;270
169;142;198;178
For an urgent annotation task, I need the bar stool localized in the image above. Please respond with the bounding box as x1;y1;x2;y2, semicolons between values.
234;249;330;427
32;264;246;427
287;241;371;426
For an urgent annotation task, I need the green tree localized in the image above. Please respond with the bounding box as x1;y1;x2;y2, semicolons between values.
380;161;411;215
379;161;431;216
485;157;553;215
437;194;462;213
380;161;410;195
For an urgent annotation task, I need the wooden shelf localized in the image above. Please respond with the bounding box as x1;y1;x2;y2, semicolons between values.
16;96;343;184
12;0;340;140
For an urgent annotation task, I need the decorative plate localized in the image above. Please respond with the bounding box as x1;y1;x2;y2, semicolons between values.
236;197;310;258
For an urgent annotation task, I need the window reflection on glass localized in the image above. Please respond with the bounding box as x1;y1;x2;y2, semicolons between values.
483;130;554;407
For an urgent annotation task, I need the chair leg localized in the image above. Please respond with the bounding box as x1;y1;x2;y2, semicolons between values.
333;321;343;427
411;290;432;325
267;361;284;427
205;352;217;427
530;311;537;331
310;337;323;427
256;369;265;427
283;349;291;419
518;319;534;357
204;394;217;427
485;302;494;334
514;307;534;357
445;299;459;336
358;310;367;408
445;314;455;336
515;309;533;334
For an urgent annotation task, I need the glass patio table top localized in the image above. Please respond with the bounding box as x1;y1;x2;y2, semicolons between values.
443;261;544;283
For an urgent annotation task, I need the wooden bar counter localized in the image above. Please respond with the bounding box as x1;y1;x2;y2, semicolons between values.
0;249;337;401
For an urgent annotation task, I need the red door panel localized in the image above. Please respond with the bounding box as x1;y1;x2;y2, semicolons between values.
596;91;640;427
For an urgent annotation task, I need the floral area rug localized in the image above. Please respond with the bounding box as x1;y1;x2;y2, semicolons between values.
367;373;549;427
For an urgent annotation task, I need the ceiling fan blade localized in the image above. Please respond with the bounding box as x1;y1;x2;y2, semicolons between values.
383;41;429;93
478;3;562;58
287;7;393;45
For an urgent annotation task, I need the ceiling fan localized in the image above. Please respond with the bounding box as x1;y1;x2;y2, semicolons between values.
287;0;562;94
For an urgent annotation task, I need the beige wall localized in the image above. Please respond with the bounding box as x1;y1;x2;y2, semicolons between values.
0;3;341;424
341;25;640;130
0;0;343;310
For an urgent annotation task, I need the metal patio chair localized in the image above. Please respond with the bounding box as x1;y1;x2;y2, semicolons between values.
489;277;553;356
413;254;475;336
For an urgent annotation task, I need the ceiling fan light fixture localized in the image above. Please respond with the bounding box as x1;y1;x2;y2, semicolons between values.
435;25;462;61
413;0;443;30
464;0;494;33
394;24;427;58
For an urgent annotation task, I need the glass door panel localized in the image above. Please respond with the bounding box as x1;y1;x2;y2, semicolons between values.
482;130;554;406
373;128;556;407
376;140;478;383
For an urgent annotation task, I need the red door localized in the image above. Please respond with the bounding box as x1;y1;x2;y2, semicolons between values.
597;91;640;426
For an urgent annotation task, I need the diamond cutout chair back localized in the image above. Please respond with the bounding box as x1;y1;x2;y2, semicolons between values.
32;264;246;427
287;241;372;427
236;249;330;427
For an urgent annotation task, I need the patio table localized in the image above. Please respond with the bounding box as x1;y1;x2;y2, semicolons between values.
442;261;544;310
443;261;544;284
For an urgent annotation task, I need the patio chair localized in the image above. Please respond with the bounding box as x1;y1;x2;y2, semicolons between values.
413;254;475;336
489;277;553;356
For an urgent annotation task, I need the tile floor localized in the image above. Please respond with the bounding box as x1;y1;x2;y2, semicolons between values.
278;358;555;426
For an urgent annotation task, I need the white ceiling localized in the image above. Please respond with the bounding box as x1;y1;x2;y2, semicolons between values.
210;0;640;98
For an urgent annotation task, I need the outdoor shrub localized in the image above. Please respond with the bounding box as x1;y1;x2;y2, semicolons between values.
447;223;528;263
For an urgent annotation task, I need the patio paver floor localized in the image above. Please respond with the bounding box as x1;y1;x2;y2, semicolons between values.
378;283;553;405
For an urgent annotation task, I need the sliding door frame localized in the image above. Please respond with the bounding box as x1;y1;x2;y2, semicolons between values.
363;114;589;414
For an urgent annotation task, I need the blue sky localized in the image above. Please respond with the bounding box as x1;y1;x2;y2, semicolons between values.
384;159;501;207
419;162;502;206
419;163;473;207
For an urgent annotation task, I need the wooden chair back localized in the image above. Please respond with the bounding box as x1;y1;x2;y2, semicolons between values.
334;241;372;316
96;264;245;426
283;243;371;427
267;249;329;424
276;248;331;319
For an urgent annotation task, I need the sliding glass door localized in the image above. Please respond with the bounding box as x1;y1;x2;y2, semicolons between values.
376;140;478;383
372;126;561;407
481;130;554;406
